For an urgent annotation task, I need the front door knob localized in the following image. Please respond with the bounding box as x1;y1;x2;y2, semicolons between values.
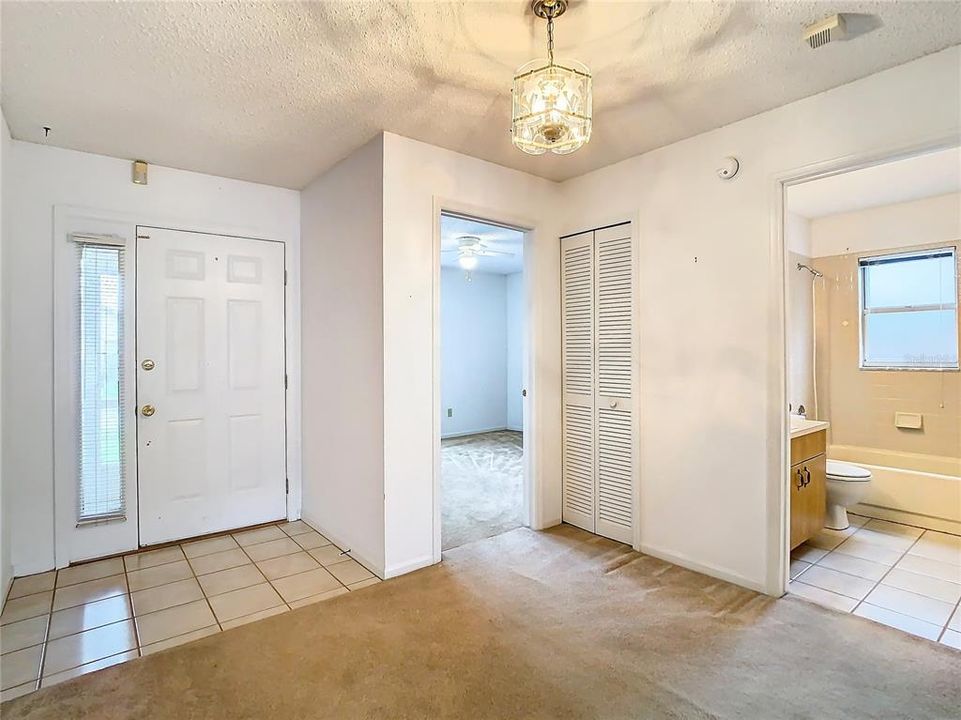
141;404;156;417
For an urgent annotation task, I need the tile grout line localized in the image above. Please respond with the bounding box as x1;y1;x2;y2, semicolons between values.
36;574;137;682
1;523;346;696
33;568;58;690
849;528;927;617
937;586;961;643
183;544;227;633
266;522;355;605
41;647;137;687
122;558;140;658
233;527;295;614
792;520;951;622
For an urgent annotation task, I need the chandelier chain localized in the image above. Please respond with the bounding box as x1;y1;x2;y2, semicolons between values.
547;14;555;65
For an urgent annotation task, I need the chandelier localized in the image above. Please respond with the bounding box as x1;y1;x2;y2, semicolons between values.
511;0;592;155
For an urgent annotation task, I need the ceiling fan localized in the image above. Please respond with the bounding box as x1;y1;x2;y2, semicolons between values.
442;236;515;271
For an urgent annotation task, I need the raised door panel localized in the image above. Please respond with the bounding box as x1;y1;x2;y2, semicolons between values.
137;227;286;545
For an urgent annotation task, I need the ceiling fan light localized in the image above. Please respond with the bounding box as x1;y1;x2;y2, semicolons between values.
459;255;479;270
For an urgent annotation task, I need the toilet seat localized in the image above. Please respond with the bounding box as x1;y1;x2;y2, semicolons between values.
826;460;871;482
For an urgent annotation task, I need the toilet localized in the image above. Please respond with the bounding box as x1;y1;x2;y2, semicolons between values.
825;460;872;530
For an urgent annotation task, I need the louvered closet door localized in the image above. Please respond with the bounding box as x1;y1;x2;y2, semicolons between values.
594;224;634;544
561;231;596;533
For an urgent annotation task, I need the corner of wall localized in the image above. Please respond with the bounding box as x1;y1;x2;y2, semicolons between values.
0;108;11;595
300;134;387;575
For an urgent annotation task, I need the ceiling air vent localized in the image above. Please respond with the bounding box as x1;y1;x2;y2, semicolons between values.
803;14;847;49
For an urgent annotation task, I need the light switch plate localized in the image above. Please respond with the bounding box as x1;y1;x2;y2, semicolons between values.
895;412;922;430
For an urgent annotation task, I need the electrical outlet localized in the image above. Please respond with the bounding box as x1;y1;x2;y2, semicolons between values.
447;408;453;418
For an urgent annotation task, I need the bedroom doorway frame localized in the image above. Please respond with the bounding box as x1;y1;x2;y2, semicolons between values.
431;199;537;563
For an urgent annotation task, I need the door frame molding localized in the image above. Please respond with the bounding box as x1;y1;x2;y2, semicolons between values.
52;204;302;567
431;198;538;564
768;132;959;596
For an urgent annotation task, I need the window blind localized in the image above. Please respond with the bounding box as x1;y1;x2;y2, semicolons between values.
77;242;127;522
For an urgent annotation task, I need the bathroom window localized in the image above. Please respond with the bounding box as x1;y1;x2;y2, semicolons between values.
859;247;959;370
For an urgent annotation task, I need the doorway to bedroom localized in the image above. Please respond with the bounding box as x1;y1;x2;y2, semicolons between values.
439;213;527;551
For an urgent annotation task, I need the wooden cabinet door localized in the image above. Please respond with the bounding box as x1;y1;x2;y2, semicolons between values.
805;454;826;536
790;454;827;549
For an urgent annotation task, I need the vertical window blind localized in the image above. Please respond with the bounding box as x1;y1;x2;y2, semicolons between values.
77;242;127;522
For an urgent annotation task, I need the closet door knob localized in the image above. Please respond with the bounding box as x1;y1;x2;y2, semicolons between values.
609;400;618;408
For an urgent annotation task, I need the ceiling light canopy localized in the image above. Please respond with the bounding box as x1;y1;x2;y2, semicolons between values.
511;0;592;156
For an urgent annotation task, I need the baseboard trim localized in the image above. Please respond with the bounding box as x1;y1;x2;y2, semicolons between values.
639;541;769;596
441;426;509;439
384;554;435;579
851;504;961;536
300;512;386;579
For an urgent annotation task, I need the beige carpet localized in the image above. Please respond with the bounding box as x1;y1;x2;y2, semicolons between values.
4;525;959;719
441;430;524;550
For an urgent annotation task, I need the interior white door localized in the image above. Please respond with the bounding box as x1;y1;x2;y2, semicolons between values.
594;224;634;544
561;231;596;533
137;227;287;545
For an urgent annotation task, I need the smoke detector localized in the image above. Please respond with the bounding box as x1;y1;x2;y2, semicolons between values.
803;14;847;49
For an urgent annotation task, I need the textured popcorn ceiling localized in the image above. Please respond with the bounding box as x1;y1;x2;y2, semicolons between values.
2;1;960;189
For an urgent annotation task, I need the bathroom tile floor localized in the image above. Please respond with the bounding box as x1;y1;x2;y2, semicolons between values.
790;514;961;649
0;520;381;701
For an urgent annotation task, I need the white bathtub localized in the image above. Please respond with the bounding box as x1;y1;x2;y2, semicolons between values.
829;444;961;533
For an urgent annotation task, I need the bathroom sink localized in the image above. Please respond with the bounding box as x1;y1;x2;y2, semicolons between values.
789;415;829;438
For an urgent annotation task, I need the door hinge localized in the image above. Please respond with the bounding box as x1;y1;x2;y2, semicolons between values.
285;478;289;494
284;270;288;286
284;374;288;389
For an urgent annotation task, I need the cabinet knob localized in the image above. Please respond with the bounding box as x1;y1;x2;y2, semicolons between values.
804;468;811;487
795;470;804;489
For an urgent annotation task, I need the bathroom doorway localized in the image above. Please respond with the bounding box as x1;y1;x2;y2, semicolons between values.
780;146;961;648
437;212;529;552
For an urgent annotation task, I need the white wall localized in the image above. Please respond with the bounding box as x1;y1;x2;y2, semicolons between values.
381;132;560;577
810;192;961;258
506;272;524;431
441;268;508;438
0;112;10;595
300;135;386;576
556;46;961;594
3;141;300;576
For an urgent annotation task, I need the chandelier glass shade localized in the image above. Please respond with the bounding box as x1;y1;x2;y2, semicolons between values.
511;1;592;155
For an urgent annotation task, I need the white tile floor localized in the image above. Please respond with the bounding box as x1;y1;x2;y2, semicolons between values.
0;520;381;701
790;514;961;649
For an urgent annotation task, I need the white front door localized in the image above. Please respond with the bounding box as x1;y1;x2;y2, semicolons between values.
136;227;287;545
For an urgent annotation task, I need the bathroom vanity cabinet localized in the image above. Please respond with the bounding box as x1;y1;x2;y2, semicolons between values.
790;429;827;550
